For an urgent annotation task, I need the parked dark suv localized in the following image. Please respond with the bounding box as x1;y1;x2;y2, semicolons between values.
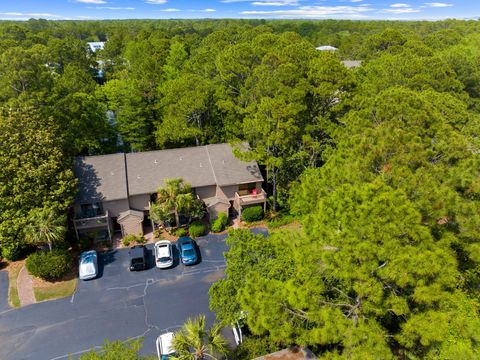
129;245;148;271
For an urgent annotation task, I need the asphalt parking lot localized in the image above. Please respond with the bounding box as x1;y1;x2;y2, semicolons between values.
0;270;9;312
0;231;268;360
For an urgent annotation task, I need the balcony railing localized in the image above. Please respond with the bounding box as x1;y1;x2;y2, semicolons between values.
73;210;109;230
235;189;267;206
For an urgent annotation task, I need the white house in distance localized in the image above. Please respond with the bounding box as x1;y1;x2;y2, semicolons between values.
315;45;338;51
87;41;105;53
72;143;266;240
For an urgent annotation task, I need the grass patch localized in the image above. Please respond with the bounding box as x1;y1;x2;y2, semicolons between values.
33;277;77;302
267;214;296;229
7;262;22;308
270;222;302;235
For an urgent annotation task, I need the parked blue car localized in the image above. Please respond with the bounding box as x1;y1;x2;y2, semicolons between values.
178;237;198;265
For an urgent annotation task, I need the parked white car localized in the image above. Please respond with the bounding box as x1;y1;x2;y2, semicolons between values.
154;240;173;269
232;311;250;345
156;332;176;360
79;250;98;280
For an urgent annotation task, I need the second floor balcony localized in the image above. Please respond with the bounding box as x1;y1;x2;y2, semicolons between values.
235;188;267;206
73;210;110;230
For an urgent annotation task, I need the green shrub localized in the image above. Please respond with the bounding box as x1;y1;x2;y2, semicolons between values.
153;228;163;239
267;214;295;229
122;234;134;247
122;234;144;246
100;240;112;249
211;213;228;233
241;206;264;222
232;336;280;360
175;228;187;237
79;236;92;251
1;242;24;261
136;235;146;244
189;221;206;238
26;250;72;281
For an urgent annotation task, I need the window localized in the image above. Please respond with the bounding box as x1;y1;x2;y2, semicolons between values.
238;183;257;196
80;203;103;217
239;183;256;191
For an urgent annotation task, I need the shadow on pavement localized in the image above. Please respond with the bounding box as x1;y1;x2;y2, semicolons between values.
97;250;117;278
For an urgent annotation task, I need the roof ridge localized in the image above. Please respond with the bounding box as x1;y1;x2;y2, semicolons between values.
205;145;218;185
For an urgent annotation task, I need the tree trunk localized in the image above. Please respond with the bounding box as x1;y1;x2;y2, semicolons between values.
48;240;52;252
174;211;180;228
272;166;278;212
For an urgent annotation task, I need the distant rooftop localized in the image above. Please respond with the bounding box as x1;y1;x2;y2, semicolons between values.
254;347;317;360
74;143;263;203
87;42;105;53
315;45;338;51
342;60;362;69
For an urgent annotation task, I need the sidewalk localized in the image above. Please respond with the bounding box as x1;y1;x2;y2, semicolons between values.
17;265;36;306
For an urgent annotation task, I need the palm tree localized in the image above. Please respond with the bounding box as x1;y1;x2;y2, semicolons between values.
155;178;204;227
171;315;228;360
25;207;66;252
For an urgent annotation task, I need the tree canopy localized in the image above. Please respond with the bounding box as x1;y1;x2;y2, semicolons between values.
0;18;478;358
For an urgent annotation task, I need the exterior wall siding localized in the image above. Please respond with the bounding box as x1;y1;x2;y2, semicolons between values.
207;202;230;219
195;185;217;200
129;194;150;211
118;214;144;236
217;185;238;200
102;199;129;218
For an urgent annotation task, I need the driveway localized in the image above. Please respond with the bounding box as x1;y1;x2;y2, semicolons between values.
0;233;235;360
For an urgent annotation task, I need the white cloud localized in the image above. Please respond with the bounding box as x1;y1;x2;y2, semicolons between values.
145;0;168;4
0;12;65;19
223;0;298;4
241;5;373;18
186;8;218;12
91;7;135;10
350;0;363;2
74;0;107;4
424;2;453;7
252;1;299;5
383;7;420;13
390;3;411;7
158;8;181;12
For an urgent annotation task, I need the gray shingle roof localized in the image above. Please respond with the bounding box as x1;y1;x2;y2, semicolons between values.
126;146;216;196
118;209;144;222
74;144;263;203
74;153;128;203
206;143;263;186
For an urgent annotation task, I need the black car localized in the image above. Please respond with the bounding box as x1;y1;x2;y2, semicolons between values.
129;245;148;271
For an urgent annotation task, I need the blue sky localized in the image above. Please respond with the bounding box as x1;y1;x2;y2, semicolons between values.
0;1;477;21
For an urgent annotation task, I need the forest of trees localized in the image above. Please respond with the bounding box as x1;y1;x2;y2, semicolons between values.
0;18;479;358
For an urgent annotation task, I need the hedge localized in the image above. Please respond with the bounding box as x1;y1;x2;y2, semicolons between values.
211;213;228;233
26;250;72;281
122;234;145;247
189;221;206;238
242;206;264;222
175;228;187;237
267;214;295;229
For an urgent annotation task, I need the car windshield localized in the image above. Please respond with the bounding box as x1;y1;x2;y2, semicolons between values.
159;257;171;262
81;255;95;264
131;258;144;265
183;249;195;257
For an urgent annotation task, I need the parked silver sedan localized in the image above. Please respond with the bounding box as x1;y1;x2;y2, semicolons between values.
154;240;174;269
